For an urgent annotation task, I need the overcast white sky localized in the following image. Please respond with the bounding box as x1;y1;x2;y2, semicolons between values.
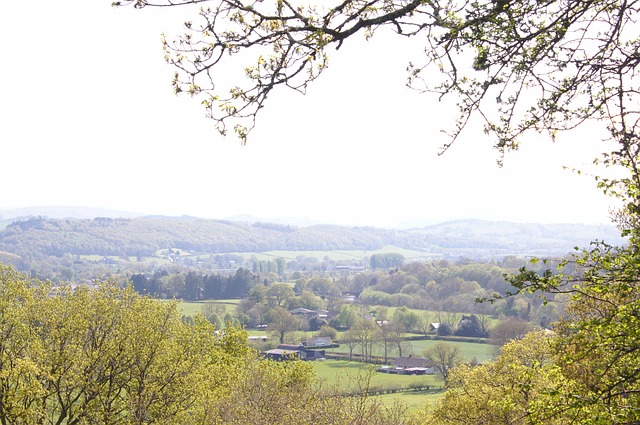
0;1;616;228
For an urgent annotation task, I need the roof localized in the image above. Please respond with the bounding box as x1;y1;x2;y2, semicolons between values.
290;308;314;314
276;344;304;350
392;356;427;369
263;348;300;357
307;336;332;345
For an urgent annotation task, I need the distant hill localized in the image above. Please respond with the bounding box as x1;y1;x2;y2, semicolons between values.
0;214;625;261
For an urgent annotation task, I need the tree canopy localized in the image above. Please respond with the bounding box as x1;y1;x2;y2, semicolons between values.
112;0;639;169
104;2;640;423
0;264;404;424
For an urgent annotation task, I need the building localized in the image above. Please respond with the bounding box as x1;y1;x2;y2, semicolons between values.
263;344;326;361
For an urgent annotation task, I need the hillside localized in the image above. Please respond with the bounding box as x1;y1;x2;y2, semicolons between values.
0;215;625;261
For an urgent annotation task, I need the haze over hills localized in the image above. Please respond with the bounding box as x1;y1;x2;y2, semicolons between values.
0;206;625;263
0;206;144;221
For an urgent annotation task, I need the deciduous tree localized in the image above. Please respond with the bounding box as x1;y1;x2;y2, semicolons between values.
424;341;462;383
422;331;579;425
267;306;301;343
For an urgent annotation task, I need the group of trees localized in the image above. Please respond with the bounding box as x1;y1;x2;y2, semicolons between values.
122;255;552;352
370;253;405;270
130;268;257;300
354;259;562;327
0;264;406;425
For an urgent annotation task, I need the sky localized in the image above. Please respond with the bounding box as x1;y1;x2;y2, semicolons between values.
0;1;617;228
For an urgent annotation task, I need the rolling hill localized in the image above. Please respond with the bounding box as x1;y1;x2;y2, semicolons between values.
0;214;625;261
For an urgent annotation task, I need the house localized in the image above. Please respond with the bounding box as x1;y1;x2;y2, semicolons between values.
305;336;332;347
429;323;441;332
263;344;326;361
263;348;302;361
290;308;315;316
290;308;330;319
383;356;435;375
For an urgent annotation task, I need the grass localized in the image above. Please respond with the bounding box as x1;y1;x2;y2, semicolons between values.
326;338;496;364
177;299;240;317
376;390;442;412
313;359;444;412
225;245;440;262
313;360;443;390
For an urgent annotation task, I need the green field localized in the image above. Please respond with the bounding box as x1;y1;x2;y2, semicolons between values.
177;299;240;317
326;338;496;364
376;390;442;412
313;360;444;412
226;245;441;262
314;360;442;389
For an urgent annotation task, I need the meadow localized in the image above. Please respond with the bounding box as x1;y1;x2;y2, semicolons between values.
313;360;444;412
225;245;441;262
323;337;496;364
177;299;240;316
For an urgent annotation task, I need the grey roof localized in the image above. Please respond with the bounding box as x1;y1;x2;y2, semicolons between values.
392;356;427;369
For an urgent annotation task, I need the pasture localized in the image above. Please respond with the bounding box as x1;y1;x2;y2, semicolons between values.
313;360;444;412
226;245;441;262
314;360;442;390
325;338;496;364
177;299;240;317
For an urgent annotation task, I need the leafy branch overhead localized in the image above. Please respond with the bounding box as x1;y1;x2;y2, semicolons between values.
114;1;639;160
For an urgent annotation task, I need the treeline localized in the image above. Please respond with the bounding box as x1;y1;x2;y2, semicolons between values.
0;217;623;264
139;256;561;333
130;268;257;300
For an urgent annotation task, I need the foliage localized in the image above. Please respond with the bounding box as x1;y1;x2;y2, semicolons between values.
423;342;463;382
420;331;578;425
500;232;640;423
107;1;640;422
489;318;532;347
131;267;257;300
267;306;301;343
453;315;488;338
0;264;251;424
0;263;407;425
112;0;639;171
370;253;405;270
0;217;620;283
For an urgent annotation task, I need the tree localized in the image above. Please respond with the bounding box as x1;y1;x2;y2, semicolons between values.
350;318;382;363
316;325;338;340
112;1;640;422
0;265;253;424
183;271;203;300
334;303;360;329
424;341;463;383
382;321;410;360
267;306;300;344
341;328;360;360
113;0;640;178
454;315;487;338
422;331;578;425
201;301;226;325
435;322;453;337
370;253;405;270
266;282;295;307
392;306;420;333
490;318;532;347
